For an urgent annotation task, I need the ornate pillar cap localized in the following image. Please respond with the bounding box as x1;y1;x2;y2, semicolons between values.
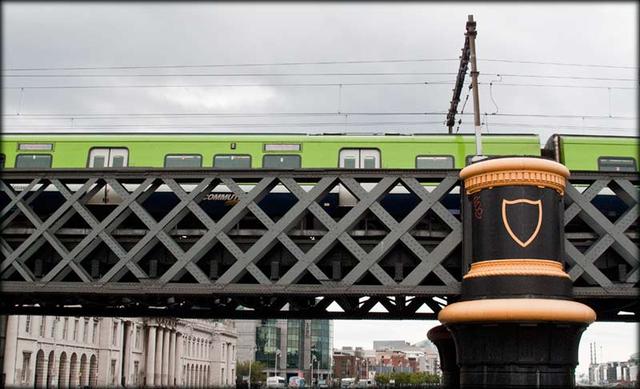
460;157;570;195
438;298;596;324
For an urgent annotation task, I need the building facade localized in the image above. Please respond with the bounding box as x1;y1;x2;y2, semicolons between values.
1;315;237;388
332;340;439;382
236;320;333;384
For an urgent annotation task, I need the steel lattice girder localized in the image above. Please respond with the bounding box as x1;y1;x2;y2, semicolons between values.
0;169;638;321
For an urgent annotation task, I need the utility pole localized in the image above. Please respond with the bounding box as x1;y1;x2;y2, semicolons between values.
466;14;483;157
445;25;470;133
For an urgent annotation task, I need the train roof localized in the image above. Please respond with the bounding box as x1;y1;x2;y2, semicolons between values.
1;132;542;143
2;131;539;136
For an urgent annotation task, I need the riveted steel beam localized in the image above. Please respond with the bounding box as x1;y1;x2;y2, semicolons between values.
0;169;637;321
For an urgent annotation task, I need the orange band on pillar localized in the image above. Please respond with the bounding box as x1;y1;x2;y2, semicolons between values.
438;298;596;324
463;259;570;279
460;157;570;195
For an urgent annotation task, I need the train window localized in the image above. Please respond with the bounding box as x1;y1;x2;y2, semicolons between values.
165;155;202;168
343;157;357;169
214;155;251;169
339;149;380;169
465;155;489;166
363;156;376;169
263;155;301;169
598;157;637;172
15;154;52;168
88;148;128;168
0;154;5;168
416;156;454;169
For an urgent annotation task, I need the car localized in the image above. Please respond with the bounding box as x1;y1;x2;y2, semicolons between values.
266;376;286;388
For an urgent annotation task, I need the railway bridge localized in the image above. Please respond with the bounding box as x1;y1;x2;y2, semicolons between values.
0;168;638;321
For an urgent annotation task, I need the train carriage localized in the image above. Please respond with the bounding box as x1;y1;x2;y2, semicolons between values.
1;133;637;219
1;132;637;283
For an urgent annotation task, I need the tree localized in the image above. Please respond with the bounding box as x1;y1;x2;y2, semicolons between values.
236;361;267;384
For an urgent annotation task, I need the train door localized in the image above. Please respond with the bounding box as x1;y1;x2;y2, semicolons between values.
338;149;380;206
88;148;129;204
339;149;380;169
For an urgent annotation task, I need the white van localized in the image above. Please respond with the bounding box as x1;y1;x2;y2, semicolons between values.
340;378;355;388
267;376;286;388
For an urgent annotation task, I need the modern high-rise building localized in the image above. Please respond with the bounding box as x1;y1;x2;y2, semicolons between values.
0;315;237;388
236;320;333;384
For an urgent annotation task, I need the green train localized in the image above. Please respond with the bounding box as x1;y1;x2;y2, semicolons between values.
1;132;638;171
0;132;636;223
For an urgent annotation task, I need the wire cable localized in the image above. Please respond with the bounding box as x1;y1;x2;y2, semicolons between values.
455;83;473;134
2;81;633;91
1;72;459;78
3;119;446;130
478;82;635;90
2;72;636;81
7;112;632;120
3;58;636;71
3;58;460;71
4;120;633;132
2;81;453;89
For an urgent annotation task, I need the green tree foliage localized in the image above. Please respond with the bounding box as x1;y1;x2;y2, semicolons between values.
373;371;440;385
236;361;267;384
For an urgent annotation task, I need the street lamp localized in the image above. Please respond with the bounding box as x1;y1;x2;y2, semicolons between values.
311;355;318;388
275;349;281;378
248;346;256;389
310;344;317;388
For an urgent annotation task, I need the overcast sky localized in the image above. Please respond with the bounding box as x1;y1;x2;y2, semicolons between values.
2;2;637;140
2;1;638;377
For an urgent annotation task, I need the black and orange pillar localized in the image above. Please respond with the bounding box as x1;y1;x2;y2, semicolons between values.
438;157;596;387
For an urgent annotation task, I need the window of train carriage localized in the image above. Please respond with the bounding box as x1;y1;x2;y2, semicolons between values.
15;154;52;168
465;155;490;166
0;154;5;168
262;154;301;169
164;154;202;168
598;157;637;172
416;155;455;169
213;154;251;169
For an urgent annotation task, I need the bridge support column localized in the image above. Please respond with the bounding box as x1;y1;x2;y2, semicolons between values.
439;157;596;388
427;325;459;389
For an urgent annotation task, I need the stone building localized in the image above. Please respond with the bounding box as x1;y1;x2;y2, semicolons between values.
0;315;237;387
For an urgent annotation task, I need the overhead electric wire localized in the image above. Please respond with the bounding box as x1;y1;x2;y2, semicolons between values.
2;72;634;82
3;58;460;71
477;82;635;90
480;59;637;70
2;81;634;91
3;112;449;119
5;112;634;120
1;81;455;90
3;58;636;71
2;72;459;78
4;120;633;132
3;119;446;130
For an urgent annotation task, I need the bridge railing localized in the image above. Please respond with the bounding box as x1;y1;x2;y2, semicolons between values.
0;169;637;320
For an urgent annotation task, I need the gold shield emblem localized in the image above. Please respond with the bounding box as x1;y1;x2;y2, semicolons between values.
501;199;543;248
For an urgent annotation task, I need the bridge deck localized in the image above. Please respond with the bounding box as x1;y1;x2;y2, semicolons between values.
1;169;637;320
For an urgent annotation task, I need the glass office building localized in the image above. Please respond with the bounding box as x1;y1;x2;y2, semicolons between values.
311;320;333;370
255;320;281;367
236;319;333;382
